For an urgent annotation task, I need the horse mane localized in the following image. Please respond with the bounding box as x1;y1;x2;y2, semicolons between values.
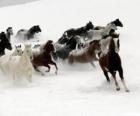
43;40;54;55
28;25;41;34
88;40;100;55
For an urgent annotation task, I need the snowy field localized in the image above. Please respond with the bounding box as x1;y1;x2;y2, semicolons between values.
0;0;140;116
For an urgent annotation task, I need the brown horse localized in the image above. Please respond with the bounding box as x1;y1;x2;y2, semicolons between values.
68;40;101;67
32;40;58;75
99;36;129;92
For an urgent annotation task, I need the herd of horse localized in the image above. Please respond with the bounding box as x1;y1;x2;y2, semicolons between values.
0;18;129;92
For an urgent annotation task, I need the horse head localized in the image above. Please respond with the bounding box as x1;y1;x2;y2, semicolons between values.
44;40;55;54
86;21;94;30
112;19;123;27
14;45;23;55
6;27;13;35
30;25;41;34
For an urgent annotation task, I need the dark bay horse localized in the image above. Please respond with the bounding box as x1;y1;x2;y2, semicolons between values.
32;40;58;75
99;35;129;92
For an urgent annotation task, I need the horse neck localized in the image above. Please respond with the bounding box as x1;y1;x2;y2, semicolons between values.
28;27;35;34
104;24;112;34
6;32;11;41
20;51;30;64
87;44;97;56
108;38;116;53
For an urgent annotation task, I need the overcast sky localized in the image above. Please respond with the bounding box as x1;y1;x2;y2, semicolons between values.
0;0;38;7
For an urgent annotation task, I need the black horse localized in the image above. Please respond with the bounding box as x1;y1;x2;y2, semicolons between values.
52;36;78;60
58;21;94;44
0;32;12;56
16;25;41;40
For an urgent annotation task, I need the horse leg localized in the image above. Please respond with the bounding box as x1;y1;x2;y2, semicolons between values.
33;65;40;72
103;71;110;83
111;71;120;91
118;67;130;92
27;67;32;82
44;64;50;73
49;61;58;74
90;62;95;68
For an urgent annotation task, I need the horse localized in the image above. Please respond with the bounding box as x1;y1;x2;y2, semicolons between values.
87;22;117;41
52;36;79;60
58;21;94;44
0;44;33;82
68;40;101;67
94;19;123;35
6;27;13;42
98;35;129;92
32;40;58;75
0;32;12;56
16;25;41;40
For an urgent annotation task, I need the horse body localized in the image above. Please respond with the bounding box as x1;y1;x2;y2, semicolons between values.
68;40;100;66
99;35;129;92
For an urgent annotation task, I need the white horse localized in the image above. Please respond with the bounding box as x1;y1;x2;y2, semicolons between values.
87;23;117;41
0;44;33;82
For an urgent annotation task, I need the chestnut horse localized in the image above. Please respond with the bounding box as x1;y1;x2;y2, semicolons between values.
32;40;58;75
99;36;129;92
68;40;101;67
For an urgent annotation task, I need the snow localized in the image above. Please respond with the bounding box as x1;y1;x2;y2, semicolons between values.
0;0;140;116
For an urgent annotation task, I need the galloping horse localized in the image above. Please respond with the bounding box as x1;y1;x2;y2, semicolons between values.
58;21;94;44
16;25;41;40
32;40;58;75
0;44;33;82
68;40;101;67
99;35;129;92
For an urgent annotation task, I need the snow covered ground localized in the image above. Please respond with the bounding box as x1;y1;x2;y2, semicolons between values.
0;0;140;116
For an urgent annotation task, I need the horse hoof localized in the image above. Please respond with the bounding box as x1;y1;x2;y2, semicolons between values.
125;89;130;92
55;71;57;75
41;73;45;76
116;88;120;91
